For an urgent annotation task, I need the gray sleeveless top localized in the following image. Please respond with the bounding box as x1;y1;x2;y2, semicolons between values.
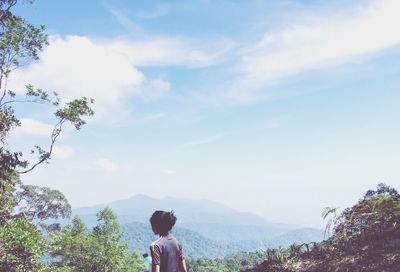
150;234;185;272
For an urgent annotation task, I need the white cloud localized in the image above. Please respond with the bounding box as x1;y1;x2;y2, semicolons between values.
52;145;74;159
95;158;120;172
9;35;171;116
227;0;400;102
9;1;396;109
12;118;53;137
9;34;232;116
108;7;233;67
108;37;234;67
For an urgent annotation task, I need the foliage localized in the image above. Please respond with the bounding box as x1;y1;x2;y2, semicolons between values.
15;181;72;232
186;249;289;272
0;216;47;272
121;220;323;260
123;221;234;258
244;183;400;272
333;183;400;242
0;0;94;219
0;0;94;270
49;208;145;272
321;206;338;238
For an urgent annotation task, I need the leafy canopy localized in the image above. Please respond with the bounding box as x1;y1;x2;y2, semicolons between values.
0;0;94;270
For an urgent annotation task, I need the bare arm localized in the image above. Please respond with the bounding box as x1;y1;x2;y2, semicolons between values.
153;264;160;272
179;259;188;272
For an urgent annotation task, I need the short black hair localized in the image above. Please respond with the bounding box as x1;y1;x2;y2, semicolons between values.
150;210;177;236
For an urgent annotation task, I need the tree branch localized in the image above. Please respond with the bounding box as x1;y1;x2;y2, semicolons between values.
0;0;17;22
18;117;65;174
0;98;47;107
0;73;5;104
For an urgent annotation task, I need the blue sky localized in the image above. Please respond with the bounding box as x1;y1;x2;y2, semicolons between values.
9;0;400;227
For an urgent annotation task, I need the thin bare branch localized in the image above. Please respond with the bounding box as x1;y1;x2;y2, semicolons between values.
18;118;65;174
0;98;47;107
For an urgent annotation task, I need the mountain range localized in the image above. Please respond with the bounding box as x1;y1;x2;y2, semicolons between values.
74;194;268;226
72;195;324;258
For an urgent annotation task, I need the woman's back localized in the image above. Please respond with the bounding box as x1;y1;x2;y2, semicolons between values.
151;234;184;272
149;210;187;272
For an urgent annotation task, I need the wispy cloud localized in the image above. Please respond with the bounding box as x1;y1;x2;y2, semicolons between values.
12;0;398;112
135;4;170;19
9;32;234;118
108;37;234;68
224;0;400;102
95;158;120;172
107;5;233;68
108;8;142;33
181;133;224;148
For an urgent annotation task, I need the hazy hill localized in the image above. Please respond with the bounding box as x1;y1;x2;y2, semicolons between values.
71;194;323;258
180;222;291;241
73;194;267;226
266;228;325;248
122;221;268;258
122;222;225;258
122;222;323;258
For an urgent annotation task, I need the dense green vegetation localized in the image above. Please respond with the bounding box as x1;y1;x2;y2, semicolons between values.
186;250;287;272
49;209;144;272
122;222;323;259
244;183;400;272
179;222;287;242
0;1;143;271
73;195;323;259
184;184;400;272
123;221;267;258
123;222;226;258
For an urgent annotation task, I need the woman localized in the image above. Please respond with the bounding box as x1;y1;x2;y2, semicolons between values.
150;210;188;272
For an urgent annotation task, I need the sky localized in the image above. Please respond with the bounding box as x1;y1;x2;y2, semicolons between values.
7;0;400;227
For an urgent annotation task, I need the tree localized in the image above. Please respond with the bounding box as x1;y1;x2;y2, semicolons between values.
49;209;145;272
0;0;93;270
0;216;47;271
0;2;145;270
0;0;94;221
15;181;72;232
332;183;400;244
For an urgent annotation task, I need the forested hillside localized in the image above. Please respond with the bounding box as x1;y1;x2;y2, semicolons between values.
123;222;225;258
179;222;290;241
72;195;323;258
187;251;274;272
122;222;323;258
243;184;400;272
183;184;400;272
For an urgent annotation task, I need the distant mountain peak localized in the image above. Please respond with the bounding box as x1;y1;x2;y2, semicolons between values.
128;194;154;200
73;194;268;226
